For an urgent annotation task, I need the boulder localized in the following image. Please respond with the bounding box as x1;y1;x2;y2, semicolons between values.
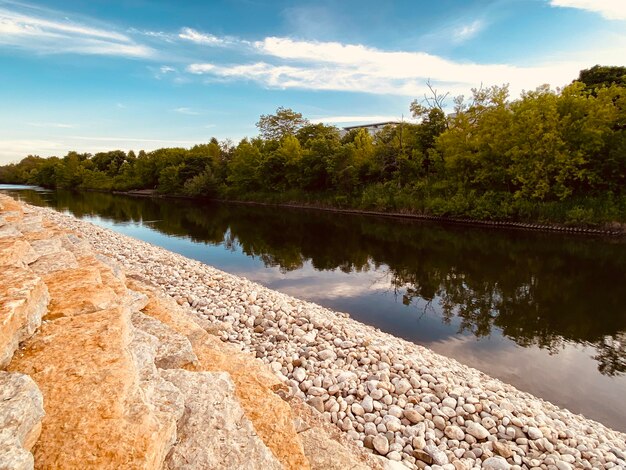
161;369;282;470
0;266;48;368
0;371;45;470
8;306;181;469
131;311;198;369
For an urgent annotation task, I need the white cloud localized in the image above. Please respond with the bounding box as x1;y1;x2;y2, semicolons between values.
179;27;224;45
311;116;403;124
187;35;626;98
160;65;176;74
0;6;152;57
549;0;626;20
453;20;484;42
173;107;200;115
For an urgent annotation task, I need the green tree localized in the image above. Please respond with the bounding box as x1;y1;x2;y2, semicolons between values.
256;107;309;140
227;139;263;192
577;65;626;93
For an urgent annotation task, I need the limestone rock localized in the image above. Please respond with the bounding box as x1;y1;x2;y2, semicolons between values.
42;262;122;319
162;369;282;470
0;239;38;267
0;371;45;470
29;238;62;258
8;306;181;469
131;311;198;369
28;249;78;274
0;224;21;239
0;266;48;368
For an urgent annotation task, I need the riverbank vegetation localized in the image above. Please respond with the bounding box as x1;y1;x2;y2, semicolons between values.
2;66;625;226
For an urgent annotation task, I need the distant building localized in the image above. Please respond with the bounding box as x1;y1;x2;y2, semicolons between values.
340;121;400;138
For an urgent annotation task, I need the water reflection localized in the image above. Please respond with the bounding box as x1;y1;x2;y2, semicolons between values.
4;186;626;429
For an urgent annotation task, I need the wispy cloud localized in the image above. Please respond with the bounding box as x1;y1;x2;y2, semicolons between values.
187;37;574;97
453;20;484;42
27;122;75;129
186;32;626;98
549;0;626;20
178;27;225;45
0;4;152;57
173;107;200;115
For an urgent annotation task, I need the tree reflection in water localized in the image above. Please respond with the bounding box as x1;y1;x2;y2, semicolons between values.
8;187;626;377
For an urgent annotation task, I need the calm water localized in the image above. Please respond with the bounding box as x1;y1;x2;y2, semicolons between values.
3;185;626;431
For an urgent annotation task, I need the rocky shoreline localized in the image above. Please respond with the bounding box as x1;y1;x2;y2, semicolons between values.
8;198;626;469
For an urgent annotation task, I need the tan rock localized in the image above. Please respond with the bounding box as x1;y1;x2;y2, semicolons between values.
0;239;38;267
162;369;282;470
28;250;78;274
0;371;45;470
17;215;43;234
28;238;63;258
493;440;514;458
8;306;179;469
0;266;48;368
131;311;198;369
42;264;119;319
0;224;21;239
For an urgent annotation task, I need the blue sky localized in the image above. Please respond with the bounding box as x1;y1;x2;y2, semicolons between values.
1;0;625;163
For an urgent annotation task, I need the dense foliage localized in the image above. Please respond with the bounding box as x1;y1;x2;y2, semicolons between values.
2;66;625;225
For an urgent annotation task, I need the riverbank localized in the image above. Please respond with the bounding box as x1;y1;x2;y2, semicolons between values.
104;188;626;237
23;198;626;469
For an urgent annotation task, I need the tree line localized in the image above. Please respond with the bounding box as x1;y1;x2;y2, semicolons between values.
1;65;625;225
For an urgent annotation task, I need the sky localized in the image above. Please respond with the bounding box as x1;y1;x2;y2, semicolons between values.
0;0;625;164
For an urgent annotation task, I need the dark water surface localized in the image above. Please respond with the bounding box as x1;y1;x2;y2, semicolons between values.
3;185;626;431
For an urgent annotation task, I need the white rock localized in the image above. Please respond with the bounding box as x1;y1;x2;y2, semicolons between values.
351;403;365;417
395;379;411;395
362;396;374;413
293;368;306;382
444;425;465;441
403;409;424;424
382;415;402;432
318;349;337;361
373;435;389;455
466;421;490;440
424;445;449;465
482;456;511;470
527;426;543;440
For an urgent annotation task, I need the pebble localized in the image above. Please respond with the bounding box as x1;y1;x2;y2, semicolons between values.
482;456;511;470
466;422;490;440
373;435;390;455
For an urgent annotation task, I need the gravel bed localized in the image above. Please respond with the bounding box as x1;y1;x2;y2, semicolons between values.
34;205;626;470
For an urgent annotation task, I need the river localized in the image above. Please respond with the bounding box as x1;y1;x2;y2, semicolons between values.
3;184;626;431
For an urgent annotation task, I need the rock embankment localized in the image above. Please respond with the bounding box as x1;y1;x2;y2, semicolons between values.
26;198;626;470
0;194;379;469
